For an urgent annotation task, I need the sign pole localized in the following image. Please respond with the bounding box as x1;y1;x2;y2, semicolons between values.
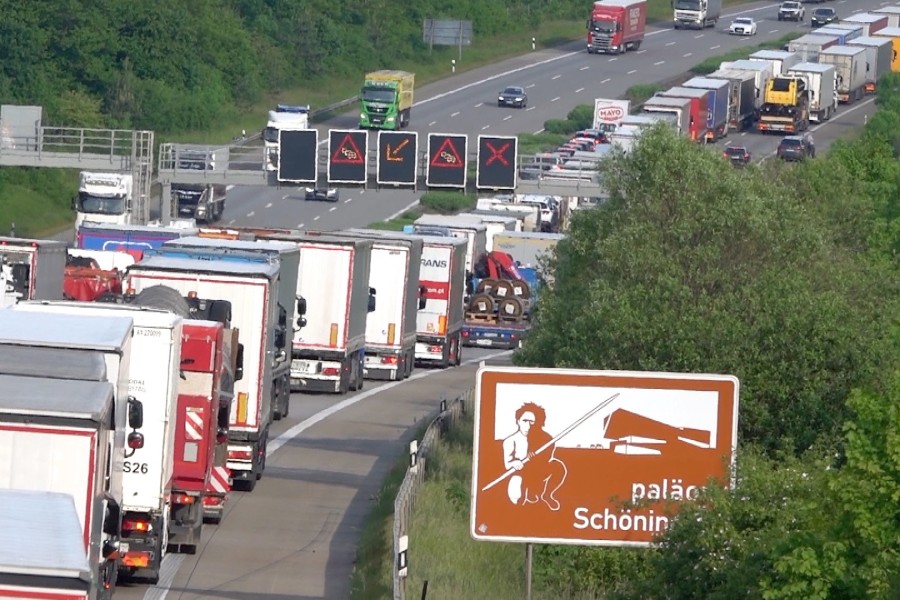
525;543;533;600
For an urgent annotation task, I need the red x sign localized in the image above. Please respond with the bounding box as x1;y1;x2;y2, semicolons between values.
485;142;510;166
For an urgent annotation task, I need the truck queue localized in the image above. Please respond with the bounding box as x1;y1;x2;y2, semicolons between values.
0;200;563;599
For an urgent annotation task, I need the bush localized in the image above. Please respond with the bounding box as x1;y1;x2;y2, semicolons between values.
420;192;476;214
518;132;569;155
544;118;579;135
625;83;662;106
567;104;594;130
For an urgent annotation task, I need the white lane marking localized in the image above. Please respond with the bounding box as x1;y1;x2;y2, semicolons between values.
636;50;647;54
344;198;352;204
666;41;676;46
482;125;491;129
694;34;704;39
451;111;460;117
579;66;590;71
429;121;437;126
741;132;747;136
526;84;535;89
246;211;255;217
141;555;185;600
227;219;235;225
313;215;320;221
226;185;235;191
526;106;536;111
710;45;721;50
627;69;637;75
768;29;780;34
551;97;560;102
281;194;290;200
601;78;611;84
475;102;484;108
503;115;512;121
552;74;561;80
386;199;420;221
575;87;584;93
265;202;272;208
297;223;305;228
654;61;665;66
329;206;336;212
533;128;545;135
608;57;618;62
683;53;693;58
359;190;365;195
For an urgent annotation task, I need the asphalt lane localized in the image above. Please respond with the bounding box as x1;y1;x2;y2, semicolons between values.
220;0;887;231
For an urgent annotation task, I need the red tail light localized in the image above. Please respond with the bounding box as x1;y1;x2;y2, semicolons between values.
461;330;470;337
381;356;398;365
228;449;252;461
171;493;195;505
122;518;151;533
322;367;340;376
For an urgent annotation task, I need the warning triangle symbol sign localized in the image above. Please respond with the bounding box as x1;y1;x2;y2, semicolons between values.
331;133;365;164
430;137;464;168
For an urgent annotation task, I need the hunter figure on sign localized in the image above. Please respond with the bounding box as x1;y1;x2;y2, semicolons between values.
501;402;568;511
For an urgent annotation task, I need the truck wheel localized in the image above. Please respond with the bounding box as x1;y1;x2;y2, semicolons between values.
454;337;462;366
281;377;290;418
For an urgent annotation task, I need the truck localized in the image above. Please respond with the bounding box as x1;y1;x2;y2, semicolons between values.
491;231;566;269
814;25;863;45
786;63;838;122
475;198;543;232
359;70;415;130
748;49;801;77
0;377;125;599
873;6;900;29
682;77;730;141
659;87;713;142
840;13;889;37
720;60;775;110
0;236;66;302
414;214;488;278
673;0;721;29
787;34;840;62
263;104;310;171
251;232;374;393
586;0;648;54
872;27;900;73
459;213;519;250
706;68;757;131
848;36;893;92
757;75;810;134
12;301;183;581
124;256;284;491
642;96;693;140
73;171;134;229
173;184;227;223
0;489;95;599
357;230;467;367
818;45;868;103
76;222;199;258
318;230;425;381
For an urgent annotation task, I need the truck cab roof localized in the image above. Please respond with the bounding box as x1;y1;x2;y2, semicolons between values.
0;374;114;421
0;310;133;351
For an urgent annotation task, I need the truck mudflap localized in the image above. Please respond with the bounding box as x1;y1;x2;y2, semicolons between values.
203;466;231;524
167;491;204;553
461;323;528;349
118;512;166;583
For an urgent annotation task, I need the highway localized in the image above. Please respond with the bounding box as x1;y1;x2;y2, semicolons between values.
110;1;888;598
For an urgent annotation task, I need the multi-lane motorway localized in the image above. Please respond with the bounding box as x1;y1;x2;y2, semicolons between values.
115;1;890;599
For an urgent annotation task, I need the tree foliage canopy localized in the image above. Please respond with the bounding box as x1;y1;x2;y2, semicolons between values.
0;0;586;132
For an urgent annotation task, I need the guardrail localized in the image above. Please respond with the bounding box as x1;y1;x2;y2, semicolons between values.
393;388;473;600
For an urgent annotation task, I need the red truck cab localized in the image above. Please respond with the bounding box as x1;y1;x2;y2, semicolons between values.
587;0;648;55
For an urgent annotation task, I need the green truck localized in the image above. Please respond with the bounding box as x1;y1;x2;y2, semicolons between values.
359;70;415;130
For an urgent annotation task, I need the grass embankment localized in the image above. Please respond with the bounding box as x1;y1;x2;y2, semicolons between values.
368;192;476;232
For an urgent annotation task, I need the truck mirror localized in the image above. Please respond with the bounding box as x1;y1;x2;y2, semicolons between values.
127;396;143;429
296;296;307;316
368;287;377;313
418;285;428;310
235;344;244;381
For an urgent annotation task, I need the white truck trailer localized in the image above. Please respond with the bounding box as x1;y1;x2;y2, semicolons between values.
125;256;283;491
786;63;838;122
155;236;302;419
413;214;488;275
0;236;66;302
0;489;95;599
325;229;425;381
13;301;183;582
0;376;125;599
847;35;893;93
818;45;868;103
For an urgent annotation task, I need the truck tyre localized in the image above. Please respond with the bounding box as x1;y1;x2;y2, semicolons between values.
131;285;192;315
454;336;462;366
281;375;290;418
208;300;232;325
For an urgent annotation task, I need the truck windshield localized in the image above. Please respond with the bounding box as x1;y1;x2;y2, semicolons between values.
361;87;397;103
675;0;701;9
263;126;279;143
76;193;126;215
590;20;617;33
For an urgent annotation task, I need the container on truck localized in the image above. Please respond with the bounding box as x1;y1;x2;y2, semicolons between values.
76;222;199;257
659;87;713;142
608;124;643;154
459;213;519;251
0;489;95;600
748;49;802;77
814;25;863;45
642;96;693;139
586;0;648;54
871;27;900;72
154;237;300;419
462;210;525;234
673;0;721;29
818;45;868;103
0;236;65;303
840;13;889;37
249;232;374;393
682;77;730;141
463;250;535;350
359;70;415;130
757;73;811;134
263;104;310;171
475;198;542;232
720;60;775;111
13;301;181;582
64;252;124;302
316;230;425;381
125;256;284;491
786;63;837;122
873;6;900;29
787;34;840;62
0;375;127;599
706;68;757;130
847;36;893;92
413;214;488;276
74;172;134;229
620;113;680;130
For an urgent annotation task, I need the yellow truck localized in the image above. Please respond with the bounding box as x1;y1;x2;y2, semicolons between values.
359;70;415;130
757;76;810;134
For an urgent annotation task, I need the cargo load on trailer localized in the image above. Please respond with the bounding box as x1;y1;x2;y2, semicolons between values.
758;74;811;134
586;0;648;54
64;253;124;302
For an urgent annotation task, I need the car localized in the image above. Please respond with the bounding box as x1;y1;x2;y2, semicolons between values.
729;17;758;36
778;1;805;21
776;133;816;161
810;7;837;26
498;86;527;108
304;187;339;202
723;146;751;166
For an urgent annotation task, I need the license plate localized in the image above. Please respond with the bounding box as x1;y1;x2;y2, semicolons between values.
291;360;309;372
119;542;130;552
476;339;493;346
483;333;498;338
